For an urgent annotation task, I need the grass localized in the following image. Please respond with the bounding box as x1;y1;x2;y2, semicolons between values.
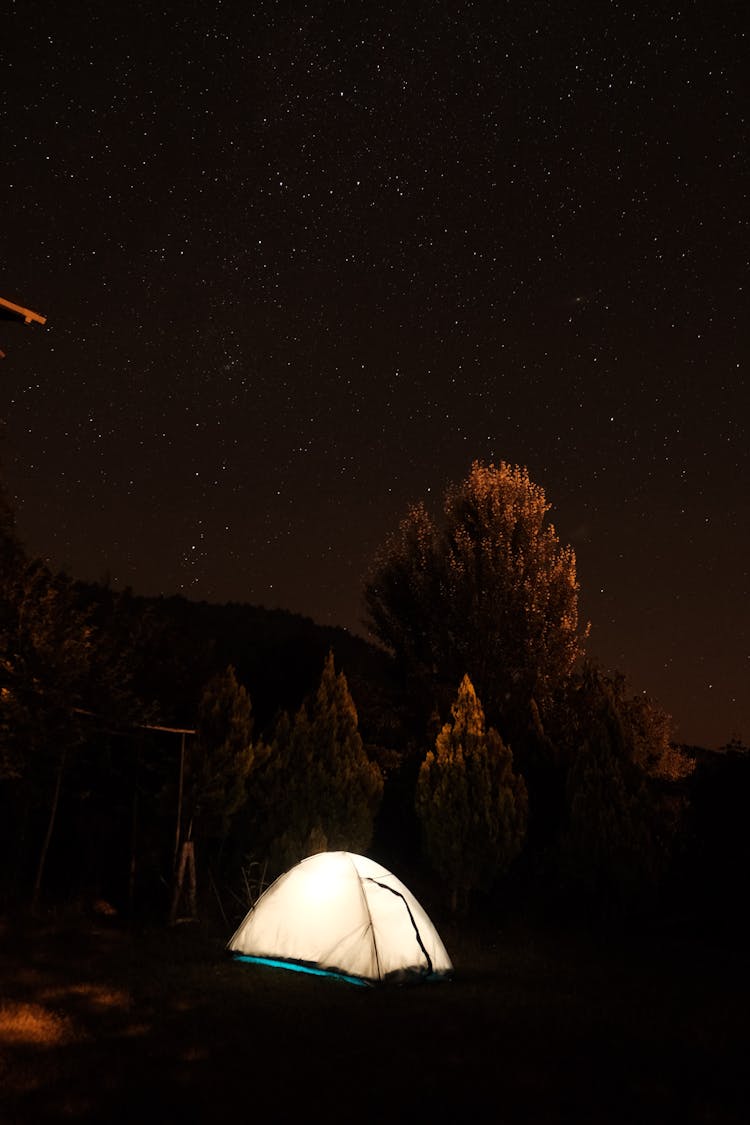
1;906;747;1124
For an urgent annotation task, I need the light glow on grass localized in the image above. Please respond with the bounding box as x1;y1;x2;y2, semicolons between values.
0;1002;75;1046
40;982;130;1010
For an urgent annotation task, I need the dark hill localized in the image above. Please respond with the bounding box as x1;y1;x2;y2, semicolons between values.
76;582;401;743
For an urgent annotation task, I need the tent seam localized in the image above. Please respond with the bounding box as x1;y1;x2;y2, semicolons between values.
351;854;382;981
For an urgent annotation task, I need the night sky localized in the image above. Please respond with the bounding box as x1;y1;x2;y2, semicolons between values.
2;2;747;749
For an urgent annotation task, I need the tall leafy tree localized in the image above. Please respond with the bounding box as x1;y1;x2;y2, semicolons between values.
559;670;680;916
416;674;527;914
365;460;587;738
0;556;96;905
250;652;383;874
1;478;158;907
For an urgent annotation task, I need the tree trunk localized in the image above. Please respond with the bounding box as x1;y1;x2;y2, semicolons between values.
32;748;67;912
128;739;140;920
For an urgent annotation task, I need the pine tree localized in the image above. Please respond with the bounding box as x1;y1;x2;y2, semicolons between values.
185;665;255;840
250;652;383;874
171;665;254;921
416;674;527;913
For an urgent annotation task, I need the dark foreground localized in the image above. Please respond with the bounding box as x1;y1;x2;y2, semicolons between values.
1;909;747;1124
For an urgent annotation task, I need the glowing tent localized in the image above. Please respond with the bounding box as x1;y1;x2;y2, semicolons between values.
227;851;453;985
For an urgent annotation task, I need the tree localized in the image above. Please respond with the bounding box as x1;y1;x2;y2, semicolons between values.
0;474;24;587
617;684;694;784
171;665;255;921
559;670;677;917
0;478;26;782
416;674;527;914
249;652;383;874
186;665;255;839
364;460;587;739
1;478;167;910
682;741;750;935
0;557;96;907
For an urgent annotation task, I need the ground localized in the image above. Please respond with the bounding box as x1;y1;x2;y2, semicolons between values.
0;908;747;1124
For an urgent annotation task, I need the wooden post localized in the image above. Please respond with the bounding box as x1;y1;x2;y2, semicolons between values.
128;735;141;920
174;731;185;872
31;748;67;913
170;837;197;924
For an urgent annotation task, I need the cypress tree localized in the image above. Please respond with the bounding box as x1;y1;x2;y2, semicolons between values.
250;652;383;874
417;674;527;913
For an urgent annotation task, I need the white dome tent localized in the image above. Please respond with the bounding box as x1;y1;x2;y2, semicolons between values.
228;851;453;985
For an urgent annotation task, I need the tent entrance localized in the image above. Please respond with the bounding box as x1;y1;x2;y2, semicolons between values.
364;878;434;976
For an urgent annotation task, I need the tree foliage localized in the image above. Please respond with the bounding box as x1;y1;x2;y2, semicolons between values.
0;507;28;783
3;564;86;751
365;460;587;736
249;652;383;874
185;665;255;841
559;669;681;916
0;547;97;904
416;674;527;913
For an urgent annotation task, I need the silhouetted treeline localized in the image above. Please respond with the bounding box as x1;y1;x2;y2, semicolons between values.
0;566;405;915
3;568;747;935
671;742;750;939
2;469;748;936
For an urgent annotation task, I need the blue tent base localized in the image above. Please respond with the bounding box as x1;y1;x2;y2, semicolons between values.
232;953;452;987
233;954;372;987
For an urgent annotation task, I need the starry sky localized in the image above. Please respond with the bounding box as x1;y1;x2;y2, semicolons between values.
2;1;747;749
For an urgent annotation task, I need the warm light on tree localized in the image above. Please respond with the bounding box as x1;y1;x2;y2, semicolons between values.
365;460;588;736
416;674;527;913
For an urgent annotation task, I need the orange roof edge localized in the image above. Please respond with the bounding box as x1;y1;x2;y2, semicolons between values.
0;296;47;325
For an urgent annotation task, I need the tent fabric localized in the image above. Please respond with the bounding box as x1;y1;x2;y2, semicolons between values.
227;851;453;983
